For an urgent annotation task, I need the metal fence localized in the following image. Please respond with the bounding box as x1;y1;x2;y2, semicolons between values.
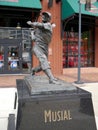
0;27;31;40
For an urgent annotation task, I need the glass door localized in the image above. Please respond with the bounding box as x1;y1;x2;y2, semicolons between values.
0;39;22;74
0;45;4;72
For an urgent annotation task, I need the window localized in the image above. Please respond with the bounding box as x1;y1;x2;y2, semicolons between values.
63;30;94;68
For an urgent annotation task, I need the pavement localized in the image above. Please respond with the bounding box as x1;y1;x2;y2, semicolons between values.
0;67;98;129
60;67;98;83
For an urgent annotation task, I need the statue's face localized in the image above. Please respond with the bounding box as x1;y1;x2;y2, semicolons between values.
42;15;46;22
42;14;49;23
41;12;51;23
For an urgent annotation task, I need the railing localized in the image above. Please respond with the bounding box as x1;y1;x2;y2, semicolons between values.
0;27;31;40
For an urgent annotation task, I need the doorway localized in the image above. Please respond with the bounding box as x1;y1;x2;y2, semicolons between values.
0;39;22;74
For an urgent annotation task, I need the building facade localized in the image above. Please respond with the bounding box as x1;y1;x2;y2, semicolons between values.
33;0;62;75
0;0;98;75
0;0;42;74
0;0;62;75
62;0;98;69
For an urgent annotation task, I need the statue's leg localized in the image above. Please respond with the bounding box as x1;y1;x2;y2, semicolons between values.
43;69;58;84
33;44;58;84
33;44;50;70
32;65;42;75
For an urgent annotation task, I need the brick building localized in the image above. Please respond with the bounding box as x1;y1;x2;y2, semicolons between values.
0;0;98;75
0;0;62;75
33;0;62;75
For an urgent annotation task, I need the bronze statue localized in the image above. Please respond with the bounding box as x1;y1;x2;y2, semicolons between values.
27;12;58;84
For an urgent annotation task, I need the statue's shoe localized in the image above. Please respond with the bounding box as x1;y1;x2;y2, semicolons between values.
49;78;61;85
32;68;35;75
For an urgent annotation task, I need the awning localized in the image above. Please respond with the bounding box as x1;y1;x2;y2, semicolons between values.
62;0;98;20
0;0;42;9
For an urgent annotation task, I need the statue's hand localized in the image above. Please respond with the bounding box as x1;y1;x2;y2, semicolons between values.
27;21;32;25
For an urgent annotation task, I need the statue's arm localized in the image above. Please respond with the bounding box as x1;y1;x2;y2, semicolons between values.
27;21;44;28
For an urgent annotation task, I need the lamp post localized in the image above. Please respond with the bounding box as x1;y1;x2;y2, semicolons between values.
75;0;97;84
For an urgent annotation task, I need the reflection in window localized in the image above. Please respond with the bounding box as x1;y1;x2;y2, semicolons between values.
22;39;32;73
0;46;4;71
8;46;19;71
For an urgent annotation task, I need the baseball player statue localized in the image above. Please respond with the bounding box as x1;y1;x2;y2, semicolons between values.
27;12;58;84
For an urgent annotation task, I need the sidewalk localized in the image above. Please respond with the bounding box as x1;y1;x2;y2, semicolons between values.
59;67;98;83
0;67;98;87
0;75;24;87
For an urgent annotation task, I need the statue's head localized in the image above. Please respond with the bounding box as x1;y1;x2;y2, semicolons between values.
42;12;51;23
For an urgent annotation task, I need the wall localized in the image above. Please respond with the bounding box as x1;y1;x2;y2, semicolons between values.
32;0;63;75
95;19;98;67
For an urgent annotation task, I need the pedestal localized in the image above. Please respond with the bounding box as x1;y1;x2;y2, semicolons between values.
16;75;97;130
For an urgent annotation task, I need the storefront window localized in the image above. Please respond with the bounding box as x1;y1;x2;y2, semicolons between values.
0;46;4;71
22;29;32;73
8;46;20;71
63;30;94;68
0;27;32;74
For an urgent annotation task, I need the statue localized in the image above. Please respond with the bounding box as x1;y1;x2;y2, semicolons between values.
27;12;58;84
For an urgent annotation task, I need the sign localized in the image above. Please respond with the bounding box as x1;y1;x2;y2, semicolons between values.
80;0;97;4
89;4;98;13
0;0;18;2
0;0;42;9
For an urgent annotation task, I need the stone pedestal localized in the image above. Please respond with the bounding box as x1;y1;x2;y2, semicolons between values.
16;75;97;130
